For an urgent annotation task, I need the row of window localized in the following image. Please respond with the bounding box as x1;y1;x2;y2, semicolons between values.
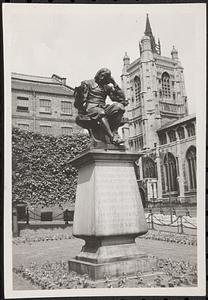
158;78;175;86
16;97;72;115
164;148;196;191
132;71;176;102
156;90;176;100
129;120;142;135
159;123;195;145
136;146;196;191
129;136;143;150
18;123;73;135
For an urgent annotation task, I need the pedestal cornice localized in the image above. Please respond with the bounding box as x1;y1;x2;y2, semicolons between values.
69;149;142;168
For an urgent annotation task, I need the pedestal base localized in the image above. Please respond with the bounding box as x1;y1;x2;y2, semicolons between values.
68;254;158;280
69;149;150;280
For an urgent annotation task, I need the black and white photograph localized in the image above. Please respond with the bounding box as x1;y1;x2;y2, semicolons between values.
3;3;206;298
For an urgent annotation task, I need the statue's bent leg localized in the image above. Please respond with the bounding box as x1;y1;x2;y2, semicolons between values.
106;103;125;133
85;107;113;142
99;117;114;140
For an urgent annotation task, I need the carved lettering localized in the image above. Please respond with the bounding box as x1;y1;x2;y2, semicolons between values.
95;165;141;233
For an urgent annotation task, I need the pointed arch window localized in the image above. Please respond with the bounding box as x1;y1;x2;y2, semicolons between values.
162;72;171;98
164;152;178;192
134;76;141;103
143;157;156;178
186;146;196;189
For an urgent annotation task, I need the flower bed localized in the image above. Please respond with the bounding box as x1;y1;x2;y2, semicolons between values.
13;228;73;245
139;230;197;246
13;257;197;289
13;227;197;246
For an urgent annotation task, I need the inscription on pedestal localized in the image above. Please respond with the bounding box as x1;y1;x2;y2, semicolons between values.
95;163;144;235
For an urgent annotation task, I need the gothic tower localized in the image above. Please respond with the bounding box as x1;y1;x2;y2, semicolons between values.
121;14;188;151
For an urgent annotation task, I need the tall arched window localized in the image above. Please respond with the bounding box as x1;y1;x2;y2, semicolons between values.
186;146;196;189
134;76;141;103
162;72;171;98
164;152;178;192
143;157;156;178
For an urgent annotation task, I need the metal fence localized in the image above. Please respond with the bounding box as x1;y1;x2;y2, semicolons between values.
24;208;74;224
20;208;197;235
145;213;197;234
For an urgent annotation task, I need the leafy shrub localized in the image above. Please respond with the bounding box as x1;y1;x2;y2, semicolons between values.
12;127;90;207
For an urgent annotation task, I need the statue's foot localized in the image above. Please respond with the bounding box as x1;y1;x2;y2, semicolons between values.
111;134;124;145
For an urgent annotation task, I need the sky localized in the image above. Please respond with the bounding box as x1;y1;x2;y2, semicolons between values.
3;3;206;114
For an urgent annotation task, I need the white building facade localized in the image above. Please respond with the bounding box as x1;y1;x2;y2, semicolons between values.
121;15;196;207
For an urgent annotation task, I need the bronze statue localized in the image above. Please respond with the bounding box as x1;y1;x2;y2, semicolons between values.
74;68;128;147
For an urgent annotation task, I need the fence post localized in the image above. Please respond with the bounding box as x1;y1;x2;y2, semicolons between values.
178;215;183;234
150;212;154;230
12;203;19;237
26;207;29;225
177;216;179;233
180;216;184;234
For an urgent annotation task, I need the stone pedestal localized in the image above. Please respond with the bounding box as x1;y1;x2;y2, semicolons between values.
68;149;156;280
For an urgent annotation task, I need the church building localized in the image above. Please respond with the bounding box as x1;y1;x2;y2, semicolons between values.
121;14;196;207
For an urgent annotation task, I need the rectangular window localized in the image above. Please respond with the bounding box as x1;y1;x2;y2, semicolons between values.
61;101;72;115
17;96;29;112
61;127;72;135
18;123;29;130
40;125;52;135
40;99;51;113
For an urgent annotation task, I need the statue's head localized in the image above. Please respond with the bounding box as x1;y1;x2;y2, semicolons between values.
94;68;111;85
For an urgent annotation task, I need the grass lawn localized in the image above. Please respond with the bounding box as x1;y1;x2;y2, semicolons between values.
13;234;197;269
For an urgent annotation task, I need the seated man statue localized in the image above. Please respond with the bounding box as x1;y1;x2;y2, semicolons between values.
74;68;128;146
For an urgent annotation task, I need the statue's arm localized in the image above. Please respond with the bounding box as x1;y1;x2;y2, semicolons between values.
107;79;128;106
